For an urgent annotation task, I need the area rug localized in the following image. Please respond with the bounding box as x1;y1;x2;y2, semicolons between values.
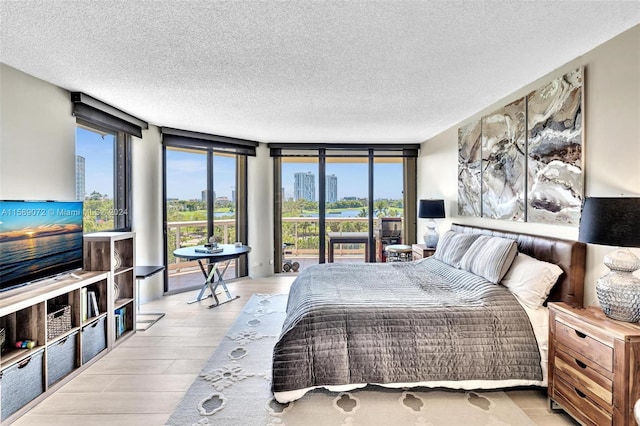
166;294;536;426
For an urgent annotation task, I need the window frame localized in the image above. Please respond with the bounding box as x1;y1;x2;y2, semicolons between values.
75;119;132;232
271;144;418;271
161;129;255;293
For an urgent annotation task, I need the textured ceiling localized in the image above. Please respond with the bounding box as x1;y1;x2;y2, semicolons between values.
1;1;640;143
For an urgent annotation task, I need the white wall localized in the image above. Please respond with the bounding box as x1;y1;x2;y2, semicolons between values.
247;143;275;277
131;125;164;302
418;24;640;306
0;64;76;200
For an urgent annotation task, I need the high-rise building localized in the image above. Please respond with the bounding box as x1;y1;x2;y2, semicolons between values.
326;174;338;203
201;190;208;203
294;172;315;201
75;155;85;200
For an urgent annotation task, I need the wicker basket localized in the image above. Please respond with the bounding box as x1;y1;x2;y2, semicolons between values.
47;305;72;340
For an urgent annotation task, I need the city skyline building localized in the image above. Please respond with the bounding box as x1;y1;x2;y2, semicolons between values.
294;171;315;201
201;190;217;203
326;174;338;203
75;155;85;200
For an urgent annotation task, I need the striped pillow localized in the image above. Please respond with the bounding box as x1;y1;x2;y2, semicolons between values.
459;235;518;283
433;231;481;268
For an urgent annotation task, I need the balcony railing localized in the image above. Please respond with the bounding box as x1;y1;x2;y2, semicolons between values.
166;216;403;275
167;219;235;273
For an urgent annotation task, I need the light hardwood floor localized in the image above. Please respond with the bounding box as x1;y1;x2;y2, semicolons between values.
13;275;576;425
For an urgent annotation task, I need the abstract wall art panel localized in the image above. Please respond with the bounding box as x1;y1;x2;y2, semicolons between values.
456;67;584;227
481;97;526;221
458;120;482;216
526;68;583;225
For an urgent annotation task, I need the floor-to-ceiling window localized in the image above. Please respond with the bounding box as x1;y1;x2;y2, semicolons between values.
72;92;147;232
271;144;419;273
325;155;370;264
374;157;405;261
76;124;118;231
162;128;256;293
280;157;320;271
164;147;209;293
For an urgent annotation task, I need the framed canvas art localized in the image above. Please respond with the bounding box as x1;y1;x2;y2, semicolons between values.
526;67;583;225
458;120;482;216
481;97;526;221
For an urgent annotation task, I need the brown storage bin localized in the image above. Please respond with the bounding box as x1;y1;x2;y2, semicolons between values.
47;305;72;341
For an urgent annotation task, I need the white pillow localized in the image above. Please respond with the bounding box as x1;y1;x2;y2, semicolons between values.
500;253;564;309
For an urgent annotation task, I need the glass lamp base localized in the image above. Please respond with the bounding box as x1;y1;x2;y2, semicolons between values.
596;248;640;323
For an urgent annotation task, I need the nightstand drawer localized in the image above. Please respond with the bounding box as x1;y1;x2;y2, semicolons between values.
555;350;612;406
555;321;613;372
554;375;612;426
411;244;435;260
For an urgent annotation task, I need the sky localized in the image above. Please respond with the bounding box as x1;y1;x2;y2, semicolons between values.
76;127;115;197
77;128;237;201
77;127;403;201
165;149;236;200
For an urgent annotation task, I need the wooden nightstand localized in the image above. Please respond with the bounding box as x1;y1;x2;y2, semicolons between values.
411;244;435;261
548;302;640;426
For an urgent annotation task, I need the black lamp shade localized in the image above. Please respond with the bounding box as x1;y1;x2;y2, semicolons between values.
418;199;445;219
578;197;640;247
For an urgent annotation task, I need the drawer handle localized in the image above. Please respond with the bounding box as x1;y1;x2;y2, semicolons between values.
575;359;587;369
574;330;587;339
18;357;32;369
574;388;587;398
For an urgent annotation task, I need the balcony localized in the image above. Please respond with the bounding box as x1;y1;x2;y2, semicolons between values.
167;216;402;291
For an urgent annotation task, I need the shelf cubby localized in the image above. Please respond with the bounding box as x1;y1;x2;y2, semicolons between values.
83;231;136;347
0;303;46;371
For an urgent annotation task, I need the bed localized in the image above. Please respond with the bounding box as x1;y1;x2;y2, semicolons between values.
271;224;586;403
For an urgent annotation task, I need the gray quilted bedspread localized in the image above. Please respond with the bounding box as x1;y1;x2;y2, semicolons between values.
272;258;542;393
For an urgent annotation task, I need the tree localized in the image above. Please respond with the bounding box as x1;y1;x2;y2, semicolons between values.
375;200;389;217
82;198;114;232
88;191;105;200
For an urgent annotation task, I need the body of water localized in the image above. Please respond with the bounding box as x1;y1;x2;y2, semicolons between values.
304;210;363;218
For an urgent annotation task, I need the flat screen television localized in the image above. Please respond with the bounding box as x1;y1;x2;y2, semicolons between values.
0;200;84;293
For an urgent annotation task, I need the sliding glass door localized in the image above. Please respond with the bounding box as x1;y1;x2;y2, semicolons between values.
273;146;417;274
325;157;370;264
374;157;405;261
164;147;239;293
280;157;320;272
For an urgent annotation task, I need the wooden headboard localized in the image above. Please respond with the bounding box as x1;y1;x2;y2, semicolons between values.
450;223;586;308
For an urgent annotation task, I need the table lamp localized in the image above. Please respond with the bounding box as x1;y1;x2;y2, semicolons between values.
418;199;445;249
578;197;640;322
